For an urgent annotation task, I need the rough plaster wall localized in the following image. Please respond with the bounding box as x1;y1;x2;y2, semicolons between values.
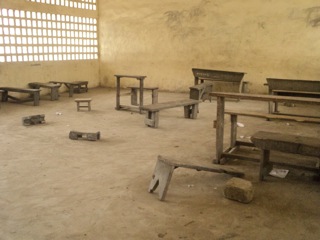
0;61;99;89
99;0;320;93
0;1;99;94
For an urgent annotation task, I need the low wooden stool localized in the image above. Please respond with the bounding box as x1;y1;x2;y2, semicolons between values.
75;98;92;111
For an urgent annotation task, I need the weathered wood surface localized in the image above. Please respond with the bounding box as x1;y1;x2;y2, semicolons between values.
114;75;146;113
148;155;244;201
225;110;320;123
75;98;92;111
49;81;88;97
142;99;201;112
29;82;61;101
189;82;213;101
210;92;320;105
251;131;320;157
266;78;320;93
69;131;100;141
127;86;158;105
22;114;45;126
251;131;320;181
0;87;41;106
192;68;245;83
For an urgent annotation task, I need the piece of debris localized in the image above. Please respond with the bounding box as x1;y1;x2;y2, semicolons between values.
69;131;101;141
269;168;289;178
22;114;45;126
224;177;254;203
237;122;245;127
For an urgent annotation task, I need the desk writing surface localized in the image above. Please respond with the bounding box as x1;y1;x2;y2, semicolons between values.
114;75;146;79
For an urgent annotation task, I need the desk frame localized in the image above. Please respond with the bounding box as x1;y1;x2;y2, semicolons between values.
210;92;320;164
115;75;147;114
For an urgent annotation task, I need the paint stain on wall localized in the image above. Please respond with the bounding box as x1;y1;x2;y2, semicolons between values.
305;6;320;27
164;0;210;39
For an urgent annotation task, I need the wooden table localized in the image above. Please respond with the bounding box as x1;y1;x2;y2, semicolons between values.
210;92;320;164
114;74;147;113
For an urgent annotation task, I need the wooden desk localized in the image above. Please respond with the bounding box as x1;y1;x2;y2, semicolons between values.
209;92;320;164
49;81;88;97
266;78;320;115
28;82;61;101
192;68;247;93
114;75;147;113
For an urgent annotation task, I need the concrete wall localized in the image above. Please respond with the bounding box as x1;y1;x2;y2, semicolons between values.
0;1;99;94
99;0;320;93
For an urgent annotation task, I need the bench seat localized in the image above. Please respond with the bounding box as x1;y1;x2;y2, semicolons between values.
251;131;320;181
28;82;61;100
141;99;201;128
0;87;41;106
148;155;245;201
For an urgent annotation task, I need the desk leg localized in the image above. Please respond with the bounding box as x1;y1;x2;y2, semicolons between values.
139;78;144;114
152;89;158;104
115;77;121;110
69;85;74;97
230;114;237;148
34;92;40;106
215;96;225;164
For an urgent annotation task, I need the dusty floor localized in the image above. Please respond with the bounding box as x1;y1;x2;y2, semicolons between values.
0;87;319;240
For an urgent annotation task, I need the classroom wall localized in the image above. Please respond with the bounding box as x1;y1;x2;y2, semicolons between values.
0;1;99;93
99;0;320;93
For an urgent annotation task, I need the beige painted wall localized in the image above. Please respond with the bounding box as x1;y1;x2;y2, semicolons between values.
0;1;99;95
99;0;320;93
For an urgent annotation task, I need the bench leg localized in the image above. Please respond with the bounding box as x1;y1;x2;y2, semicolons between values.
33;92;40;106
184;104;198;119
230;114;237;148
131;88;138;106
148;159;175;201
144;111;159;128
259;149;273;181
51;87;59;101
152;89;158;104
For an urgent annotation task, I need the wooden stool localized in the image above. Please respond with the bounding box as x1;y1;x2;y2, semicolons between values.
75;98;92;111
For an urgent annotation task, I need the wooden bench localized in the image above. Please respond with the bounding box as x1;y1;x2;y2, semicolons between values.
49;81;88;97
148;155;245;201
141;99;201;128
127;86;158;106
251;131;320;181
266;78;320;115
189;82;213;101
192;68;248;100
0;87;41;106
28;82;61;101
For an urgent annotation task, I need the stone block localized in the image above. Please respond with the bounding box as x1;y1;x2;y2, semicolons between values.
224;177;254;203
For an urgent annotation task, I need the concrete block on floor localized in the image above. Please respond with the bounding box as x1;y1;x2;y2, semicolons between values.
224;177;254;203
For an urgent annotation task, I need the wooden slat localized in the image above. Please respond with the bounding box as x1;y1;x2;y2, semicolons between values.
210;92;320;104
142;99;201;111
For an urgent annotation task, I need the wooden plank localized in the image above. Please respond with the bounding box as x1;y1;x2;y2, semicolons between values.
210;92;320;104
142;99;201;111
225;110;320;123
251;131;320;157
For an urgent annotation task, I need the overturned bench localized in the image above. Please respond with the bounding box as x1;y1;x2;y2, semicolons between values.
69;131;100;141
251;131;320;181
148;155;245;201
141;99;201;128
22;114;45;126
0;87;41;106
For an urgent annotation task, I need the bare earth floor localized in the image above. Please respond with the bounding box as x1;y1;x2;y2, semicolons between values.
0;87;319;240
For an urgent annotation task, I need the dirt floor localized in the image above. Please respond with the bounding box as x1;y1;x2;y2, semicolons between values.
0;87;319;240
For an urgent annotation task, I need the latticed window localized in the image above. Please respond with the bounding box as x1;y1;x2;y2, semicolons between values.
0;0;98;62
